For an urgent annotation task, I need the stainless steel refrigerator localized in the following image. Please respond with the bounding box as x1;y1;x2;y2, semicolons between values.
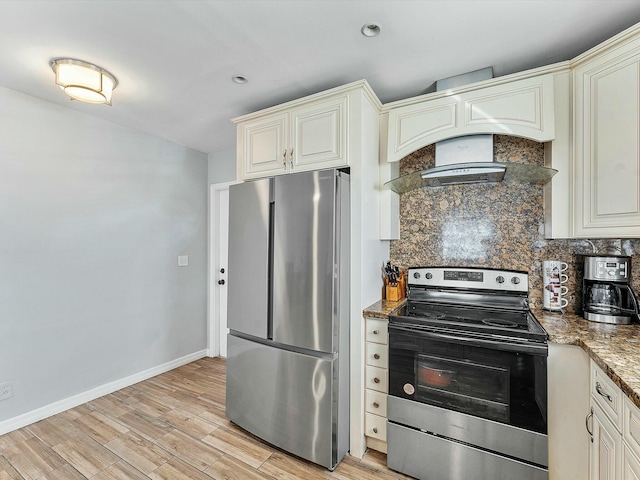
225;168;350;471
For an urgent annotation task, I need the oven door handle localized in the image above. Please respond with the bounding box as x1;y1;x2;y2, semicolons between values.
389;324;548;356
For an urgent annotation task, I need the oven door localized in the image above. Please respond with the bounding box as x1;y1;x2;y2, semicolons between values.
388;323;548;434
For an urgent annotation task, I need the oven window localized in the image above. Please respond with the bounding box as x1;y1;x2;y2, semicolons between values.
417;354;509;423
388;327;548;434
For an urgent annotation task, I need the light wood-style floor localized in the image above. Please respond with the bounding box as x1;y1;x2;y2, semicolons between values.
0;357;413;480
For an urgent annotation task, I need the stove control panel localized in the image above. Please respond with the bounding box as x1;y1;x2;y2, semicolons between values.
409;267;529;293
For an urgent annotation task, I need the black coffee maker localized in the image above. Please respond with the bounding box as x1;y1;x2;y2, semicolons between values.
583;255;639;324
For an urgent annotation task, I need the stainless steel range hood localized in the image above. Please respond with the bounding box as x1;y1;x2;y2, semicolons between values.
385;68;557;193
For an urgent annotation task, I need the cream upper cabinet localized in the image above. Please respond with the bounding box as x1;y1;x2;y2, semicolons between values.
383;72;556;163
235;85;356;180
290;95;347;171
238;111;289;178
573;27;640;237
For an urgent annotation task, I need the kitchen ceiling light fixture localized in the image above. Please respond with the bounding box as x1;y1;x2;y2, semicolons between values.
50;58;118;105
361;23;381;37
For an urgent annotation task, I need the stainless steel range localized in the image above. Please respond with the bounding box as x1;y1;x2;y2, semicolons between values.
387;267;548;480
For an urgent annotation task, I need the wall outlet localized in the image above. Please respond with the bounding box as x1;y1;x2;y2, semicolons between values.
0;381;13;400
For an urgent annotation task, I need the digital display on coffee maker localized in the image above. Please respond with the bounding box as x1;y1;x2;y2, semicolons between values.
606;262;618;268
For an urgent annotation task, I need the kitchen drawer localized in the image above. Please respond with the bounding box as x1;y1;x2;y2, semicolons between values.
366;365;388;393
365;412;387;441
365;389;388;417
365;318;388;345
365;342;388;368
591;360;623;430
624;397;640;462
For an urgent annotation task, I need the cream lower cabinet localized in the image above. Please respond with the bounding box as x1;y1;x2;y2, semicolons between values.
592;403;622;480
234;81;378;180
573;27;640;237
364;317;389;453
589;360;640;480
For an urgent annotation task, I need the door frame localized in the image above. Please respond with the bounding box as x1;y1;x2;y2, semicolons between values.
208;181;239;357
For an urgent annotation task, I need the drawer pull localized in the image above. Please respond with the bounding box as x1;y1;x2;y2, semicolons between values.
596;382;613;402
372;402;379;409
373;353;380;360
373;427;378;434
373;330;379;335
373;377;380;384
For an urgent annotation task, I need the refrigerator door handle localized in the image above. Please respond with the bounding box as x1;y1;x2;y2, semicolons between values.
267;197;275;340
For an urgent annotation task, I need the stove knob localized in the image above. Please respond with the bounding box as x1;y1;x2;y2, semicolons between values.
496;275;505;284
511;277;521;285
413;272;420;279
426;273;433;280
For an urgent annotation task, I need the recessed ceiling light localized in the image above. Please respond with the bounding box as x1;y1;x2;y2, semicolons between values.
232;75;248;84
361;23;381;37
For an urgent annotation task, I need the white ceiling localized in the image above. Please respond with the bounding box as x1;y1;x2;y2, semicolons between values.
1;1;640;155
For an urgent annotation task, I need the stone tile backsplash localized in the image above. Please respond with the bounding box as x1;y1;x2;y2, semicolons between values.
389;136;640;314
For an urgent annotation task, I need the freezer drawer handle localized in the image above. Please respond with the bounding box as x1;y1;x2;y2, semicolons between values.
595;382;613;402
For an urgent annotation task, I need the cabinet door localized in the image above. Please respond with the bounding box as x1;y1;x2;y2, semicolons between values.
290;95;348;172
624;445;640;480
591;404;622;480
574;40;640;237
385;73;555;162
239;112;289;179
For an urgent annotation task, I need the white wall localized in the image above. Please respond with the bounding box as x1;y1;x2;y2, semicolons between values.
0;86;208;428
208;148;236;184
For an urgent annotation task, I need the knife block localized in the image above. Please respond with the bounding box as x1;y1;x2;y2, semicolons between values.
386;284;401;301
384;273;406;302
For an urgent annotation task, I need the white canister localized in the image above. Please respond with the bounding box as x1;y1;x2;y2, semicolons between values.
543;260;569;310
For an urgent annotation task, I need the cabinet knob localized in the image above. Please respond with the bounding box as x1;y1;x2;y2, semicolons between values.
372;402;379;409
373;353;380;360
372;427;378;434
372;330;379;335
373;377;380;384
218;279;225;285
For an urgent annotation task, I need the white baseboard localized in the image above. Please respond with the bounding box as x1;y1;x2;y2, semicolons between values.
0;349;208;436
